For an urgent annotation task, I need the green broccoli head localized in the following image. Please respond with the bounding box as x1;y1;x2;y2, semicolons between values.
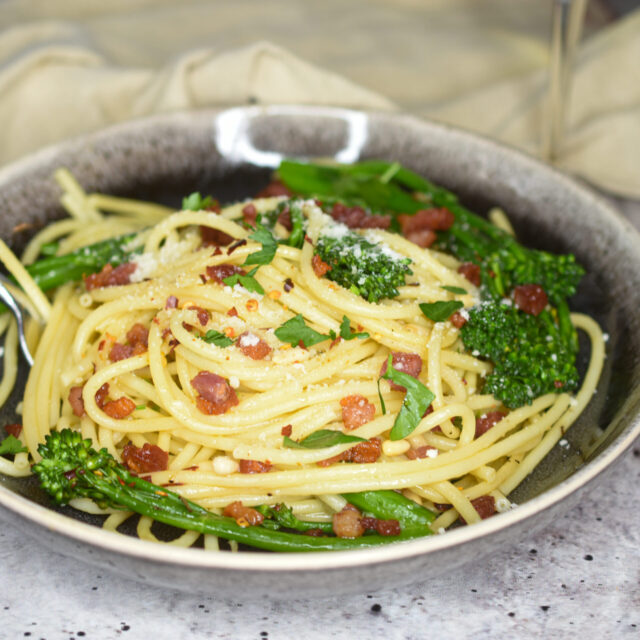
314;229;412;304
461;300;580;409
484;245;585;305
32;429;118;507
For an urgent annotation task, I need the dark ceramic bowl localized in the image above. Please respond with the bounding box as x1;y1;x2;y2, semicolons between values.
0;106;638;598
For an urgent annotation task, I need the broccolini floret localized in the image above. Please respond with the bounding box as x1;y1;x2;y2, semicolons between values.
314;227;412;303
31;429;433;551
460;301;580;409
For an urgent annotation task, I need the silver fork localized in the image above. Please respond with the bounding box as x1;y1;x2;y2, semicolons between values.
0;278;34;367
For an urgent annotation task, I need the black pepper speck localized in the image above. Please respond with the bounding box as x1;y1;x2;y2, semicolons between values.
584;554;593;561
508;612;515;617
371;604;382;614
541;606;550;612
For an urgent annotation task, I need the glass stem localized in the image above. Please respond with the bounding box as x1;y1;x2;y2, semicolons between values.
544;0;588;162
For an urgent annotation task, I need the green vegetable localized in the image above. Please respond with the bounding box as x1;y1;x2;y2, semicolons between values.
255;503;333;534
200;330;234;347
32;429;428;551
280;200;306;249
419;301;464;322
441;285;467;295
182;192;213;211
380;355;435;441
274;314;329;348
343;490;435;532
20;232;142;294
244;224;278;267
314;225;412;304
222;266;265;295
283;429;366;449
0;434;27;455
460;300;580;409
333;315;369;341
277;159;586;408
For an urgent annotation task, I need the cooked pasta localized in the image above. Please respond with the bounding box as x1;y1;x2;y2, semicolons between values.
0;166;605;549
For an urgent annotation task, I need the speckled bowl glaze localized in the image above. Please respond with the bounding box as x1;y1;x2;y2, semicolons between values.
0;106;638;598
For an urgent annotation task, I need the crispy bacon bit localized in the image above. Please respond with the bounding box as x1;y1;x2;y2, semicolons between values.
223;501;264;527
400;207;455;232
68;387;86;417
277;207;293;231
328;202;391;230
192;307;210;327
121;442;168;474
205;263;245;285
200;226;234;247
317;437;382;467
513;284;548;316
227;239;247;255
283;278;294;292
102;396;136;419
236;331;272;360
554;380;564;389
475;411;507;438
332;504;365;539
191;371;239;415
165;295;179;309
242;203;258;226
450;311;467;328
281;424;293;437
238;459;272;474
379;352;423;391
458;262;481;287
95;383;109;409
109;342;133;362
460;495;497;524
406;445;438;460
304;528;326;537
340;395;376;430
256;180;292;198
84;262;137;291
227;306;238;317
311;254;331;277
361;517;402;537
127;323;148;348
5;423;22;437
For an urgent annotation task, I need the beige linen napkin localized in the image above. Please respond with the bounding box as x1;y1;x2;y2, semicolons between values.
0;1;637;197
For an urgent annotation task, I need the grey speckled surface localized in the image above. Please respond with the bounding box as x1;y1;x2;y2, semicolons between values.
1;446;638;640
1;175;639;639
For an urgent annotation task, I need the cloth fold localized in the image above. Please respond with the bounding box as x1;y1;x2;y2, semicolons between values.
0;3;637;197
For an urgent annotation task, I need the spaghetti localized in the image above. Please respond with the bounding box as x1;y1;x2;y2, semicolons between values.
0;167;605;547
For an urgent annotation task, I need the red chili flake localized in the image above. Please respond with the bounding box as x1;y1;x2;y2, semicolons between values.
227;239;247;255
280;424;293;437
227;306;238;317
5;423;22;437
122;442;169;473
458;262;481;287
238;459;272;474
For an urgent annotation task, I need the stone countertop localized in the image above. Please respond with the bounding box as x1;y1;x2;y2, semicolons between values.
1;446;638;640
1;197;639;640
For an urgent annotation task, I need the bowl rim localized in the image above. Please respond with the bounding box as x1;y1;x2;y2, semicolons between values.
1;104;639;573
